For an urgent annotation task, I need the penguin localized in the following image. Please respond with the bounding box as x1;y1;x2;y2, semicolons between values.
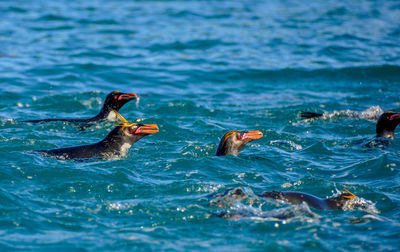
23;91;137;125
216;130;263;156
259;189;358;210
34;113;158;160
375;112;400;138
301;111;400;146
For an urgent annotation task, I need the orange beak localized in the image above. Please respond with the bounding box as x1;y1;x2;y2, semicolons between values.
242;130;263;140
135;124;159;134
118;93;137;101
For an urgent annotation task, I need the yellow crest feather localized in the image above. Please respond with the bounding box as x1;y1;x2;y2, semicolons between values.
341;189;357;199
113;110;138;131
222;131;239;143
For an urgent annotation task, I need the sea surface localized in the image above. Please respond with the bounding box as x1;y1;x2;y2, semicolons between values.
1;0;400;250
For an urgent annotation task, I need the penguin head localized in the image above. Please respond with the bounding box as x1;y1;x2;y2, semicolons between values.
100;123;158;157
102;91;137;113
216;130;263;156
376;111;400;138
118;122;159;143
105;123;159;147
121;123;159;137
327;189;358;210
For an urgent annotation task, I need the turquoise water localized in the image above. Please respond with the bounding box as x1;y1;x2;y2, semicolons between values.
1;0;400;250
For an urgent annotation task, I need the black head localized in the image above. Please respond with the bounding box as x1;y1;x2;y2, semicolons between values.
101;91;137;114
376;111;400;138
216;130;263;156
104;123;159;147
326;190;357;210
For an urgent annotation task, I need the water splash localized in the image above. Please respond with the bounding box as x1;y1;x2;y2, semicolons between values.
211;187;379;223
270;140;302;151
135;96;140;108
332;189;379;214
304;105;384;122
211;188;319;222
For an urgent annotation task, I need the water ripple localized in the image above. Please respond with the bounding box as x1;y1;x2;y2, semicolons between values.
1;0;400;250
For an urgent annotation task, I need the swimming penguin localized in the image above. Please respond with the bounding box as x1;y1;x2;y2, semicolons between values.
259;189;358;211
23;91;137;125
302;111;400;139
35;113;158;160
216;130;263;156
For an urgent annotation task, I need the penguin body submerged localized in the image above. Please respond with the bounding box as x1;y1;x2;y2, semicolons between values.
300;111;400;142
23;91;137;125
375;112;400;138
35;123;158;160
259;190;357;210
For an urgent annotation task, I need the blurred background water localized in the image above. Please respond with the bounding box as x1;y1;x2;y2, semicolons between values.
1;0;400;250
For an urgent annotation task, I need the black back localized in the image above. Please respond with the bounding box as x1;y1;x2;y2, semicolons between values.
36;124;148;160
23;91;136;125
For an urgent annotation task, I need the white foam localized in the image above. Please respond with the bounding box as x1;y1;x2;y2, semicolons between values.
135;96;140;108
270;140;302;150
318;105;384;122
359;105;384;121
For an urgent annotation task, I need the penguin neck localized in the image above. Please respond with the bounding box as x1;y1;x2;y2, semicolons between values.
93;107;118;122
99;127;144;154
216;146;241;156
216;139;245;156
376;130;394;138
325;196;347;210
376;119;396;138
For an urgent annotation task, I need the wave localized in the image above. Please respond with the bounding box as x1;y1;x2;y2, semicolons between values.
146;39;231;51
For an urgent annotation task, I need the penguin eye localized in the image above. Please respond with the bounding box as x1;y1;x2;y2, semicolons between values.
237;134;243;140
129;129;134;134
114;96;118;100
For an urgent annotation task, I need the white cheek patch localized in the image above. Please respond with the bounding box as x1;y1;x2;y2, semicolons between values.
119;143;132;156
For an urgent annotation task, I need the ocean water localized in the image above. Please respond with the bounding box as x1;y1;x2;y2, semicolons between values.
1;0;400;250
